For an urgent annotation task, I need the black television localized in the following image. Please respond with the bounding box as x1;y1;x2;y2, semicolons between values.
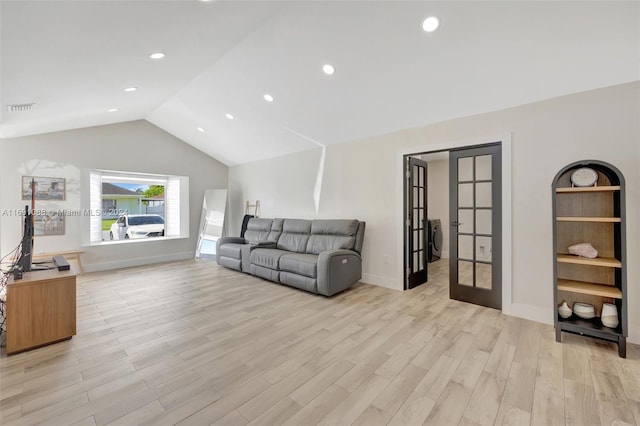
16;177;36;273
17;205;34;272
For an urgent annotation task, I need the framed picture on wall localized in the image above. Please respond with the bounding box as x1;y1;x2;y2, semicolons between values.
21;176;66;200
34;210;65;236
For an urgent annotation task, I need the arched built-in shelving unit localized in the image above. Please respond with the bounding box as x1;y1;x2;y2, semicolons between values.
552;160;626;357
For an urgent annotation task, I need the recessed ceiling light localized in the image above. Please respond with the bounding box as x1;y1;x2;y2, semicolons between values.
197;127;205;132
108;108;118;112
422;16;440;32
322;64;335;75
124;87;137;92
263;94;274;102
149;52;165;59
225;113;235;120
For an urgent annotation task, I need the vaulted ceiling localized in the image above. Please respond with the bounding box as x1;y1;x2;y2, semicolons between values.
1;1;638;166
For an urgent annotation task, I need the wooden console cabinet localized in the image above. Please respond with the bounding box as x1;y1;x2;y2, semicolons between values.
6;268;76;355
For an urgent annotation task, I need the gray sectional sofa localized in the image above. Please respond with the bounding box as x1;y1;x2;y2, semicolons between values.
216;218;365;296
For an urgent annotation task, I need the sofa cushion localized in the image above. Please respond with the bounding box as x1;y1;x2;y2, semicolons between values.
250;248;289;269
218;256;241;271
306;219;358;254
276;219;312;253
306;235;356;254
250;264;280;282
219;242;244;259
267;218;284;242
284;218;312;233
278;233;310;253
311;219;358;236
279;272;317;294
244;218;273;243
279;253;319;278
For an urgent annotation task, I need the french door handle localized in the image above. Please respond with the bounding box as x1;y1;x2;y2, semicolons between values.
451;221;463;226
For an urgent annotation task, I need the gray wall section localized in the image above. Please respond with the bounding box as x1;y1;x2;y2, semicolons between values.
0;120;228;271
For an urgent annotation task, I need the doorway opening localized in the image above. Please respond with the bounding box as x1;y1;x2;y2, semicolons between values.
402;142;504;311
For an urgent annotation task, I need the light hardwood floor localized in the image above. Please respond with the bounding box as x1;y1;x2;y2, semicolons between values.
1;259;639;425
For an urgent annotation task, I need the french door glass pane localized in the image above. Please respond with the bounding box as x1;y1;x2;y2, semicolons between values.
476;263;492;289
476;209;492;235
458;209;473;233
475;155;492;180
458;157;473;181
476;236;492;262
476;182;492;207
458;183;473;207
458;235;473;260
459;261;474;286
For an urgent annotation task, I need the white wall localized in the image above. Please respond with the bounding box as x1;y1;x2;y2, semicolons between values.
228;147;322;225
0;120;228;272
228;82;640;342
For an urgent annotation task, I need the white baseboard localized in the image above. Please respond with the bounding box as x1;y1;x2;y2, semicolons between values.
440;251;449;259
361;273;401;291
505;303;553;326
84;251;194;273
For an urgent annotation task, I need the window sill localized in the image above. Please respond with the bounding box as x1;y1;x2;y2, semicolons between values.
90;235;188;246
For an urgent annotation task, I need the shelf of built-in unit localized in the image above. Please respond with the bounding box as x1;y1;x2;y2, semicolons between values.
556;217;621;223
557;316;623;338
556;254;621;268
555;186;620;193
557;279;622;298
556;254;622;268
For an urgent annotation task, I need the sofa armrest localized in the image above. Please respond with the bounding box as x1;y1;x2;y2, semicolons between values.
317;250;362;296
218;236;247;245
217;236;246;251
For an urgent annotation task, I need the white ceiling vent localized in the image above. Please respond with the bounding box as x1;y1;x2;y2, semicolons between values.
7;103;35;112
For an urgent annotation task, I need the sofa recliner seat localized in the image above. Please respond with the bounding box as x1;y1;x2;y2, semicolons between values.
279;253;318;278
216;218;282;273
216;217;365;296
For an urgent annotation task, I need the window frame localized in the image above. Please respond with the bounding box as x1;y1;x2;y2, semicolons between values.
84;169;189;246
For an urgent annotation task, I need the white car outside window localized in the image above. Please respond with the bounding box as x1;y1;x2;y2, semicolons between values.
110;214;165;240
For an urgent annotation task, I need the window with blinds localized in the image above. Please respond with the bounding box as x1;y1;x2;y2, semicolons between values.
87;170;189;244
